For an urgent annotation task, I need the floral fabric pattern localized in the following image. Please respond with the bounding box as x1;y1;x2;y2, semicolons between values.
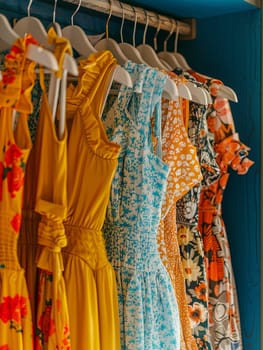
0;37;35;350
176;101;220;350
197;90;254;350
156;82;202;350
102;62;180;350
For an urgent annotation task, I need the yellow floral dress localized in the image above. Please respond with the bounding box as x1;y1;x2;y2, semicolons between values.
62;51;121;350
157;73;202;350
0;36;37;350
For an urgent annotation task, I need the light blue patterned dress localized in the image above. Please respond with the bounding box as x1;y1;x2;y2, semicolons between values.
102;62;180;350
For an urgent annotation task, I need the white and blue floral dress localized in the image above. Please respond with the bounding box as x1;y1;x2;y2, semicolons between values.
102;61;180;350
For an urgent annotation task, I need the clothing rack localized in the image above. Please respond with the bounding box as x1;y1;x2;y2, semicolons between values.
63;0;196;40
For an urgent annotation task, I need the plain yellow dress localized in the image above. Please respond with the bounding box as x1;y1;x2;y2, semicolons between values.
0;36;37;349
62;51;121;350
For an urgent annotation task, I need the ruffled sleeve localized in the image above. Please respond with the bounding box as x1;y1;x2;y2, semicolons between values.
214;134;254;175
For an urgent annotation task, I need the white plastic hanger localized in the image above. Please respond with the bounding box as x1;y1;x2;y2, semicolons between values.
156;19;192;101
48;0;62;36
0;12;59;130
95;0;129;66
118;4;147;65
170;21;237;103
211;83;238;102
62;0;96;58
137;11;172;71
169;22;211;104
170;21;191;70
63;0;132;90
136;11;178;101
0;13;58;71
14;0;78;77
47;0;78;138
158;19;183;70
162;78;179;101
185;81;208;105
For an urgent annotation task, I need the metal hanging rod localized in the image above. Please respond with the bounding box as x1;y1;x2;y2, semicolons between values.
63;0;196;39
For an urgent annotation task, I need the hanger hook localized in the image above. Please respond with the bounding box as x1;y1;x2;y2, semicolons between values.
154;13;161;51
53;0;58;23
71;0;82;25
119;1;125;43
27;0;33;16
164;18;175;52
106;0;113;39
174;20;180;53
131;5;138;47
142;9;149;45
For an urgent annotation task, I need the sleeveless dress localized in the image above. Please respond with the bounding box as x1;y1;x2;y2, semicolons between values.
156;72;202;350
176;100;220;350
34;29;72;350
0;35;37;350
62;51;121;350
102;61;180;350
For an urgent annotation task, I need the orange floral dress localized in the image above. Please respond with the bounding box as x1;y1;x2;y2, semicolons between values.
196;85;254;349
0;36;37;350
34;29;72;350
157;73;202;350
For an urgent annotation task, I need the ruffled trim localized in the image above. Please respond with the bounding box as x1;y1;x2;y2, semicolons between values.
47;27;72;79
66;51;121;159
80;101;121;159
0;34;37;113
67;50;116;107
215;134;254;174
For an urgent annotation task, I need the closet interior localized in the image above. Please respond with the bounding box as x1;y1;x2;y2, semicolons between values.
0;0;260;350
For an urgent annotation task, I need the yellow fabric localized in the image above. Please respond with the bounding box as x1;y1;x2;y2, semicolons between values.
62;50;121;350
47;27;73;78
0;36;36;350
32;30;71;349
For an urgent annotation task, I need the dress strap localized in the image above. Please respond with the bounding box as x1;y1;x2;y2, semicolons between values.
116;61;149;111
39;67;47;92
150;70;168;159
48;27;73;78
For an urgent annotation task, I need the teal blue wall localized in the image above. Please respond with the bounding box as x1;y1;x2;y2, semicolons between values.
180;10;261;350
0;1;260;349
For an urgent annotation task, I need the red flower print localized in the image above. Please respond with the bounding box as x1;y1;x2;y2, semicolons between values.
0;161;3;201
38;305;56;343
2;68;16;85
7;164;24;198
4;144;23;167
0;294;28;324
10;45;23;55
10;213;21;233
0;345;10;350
